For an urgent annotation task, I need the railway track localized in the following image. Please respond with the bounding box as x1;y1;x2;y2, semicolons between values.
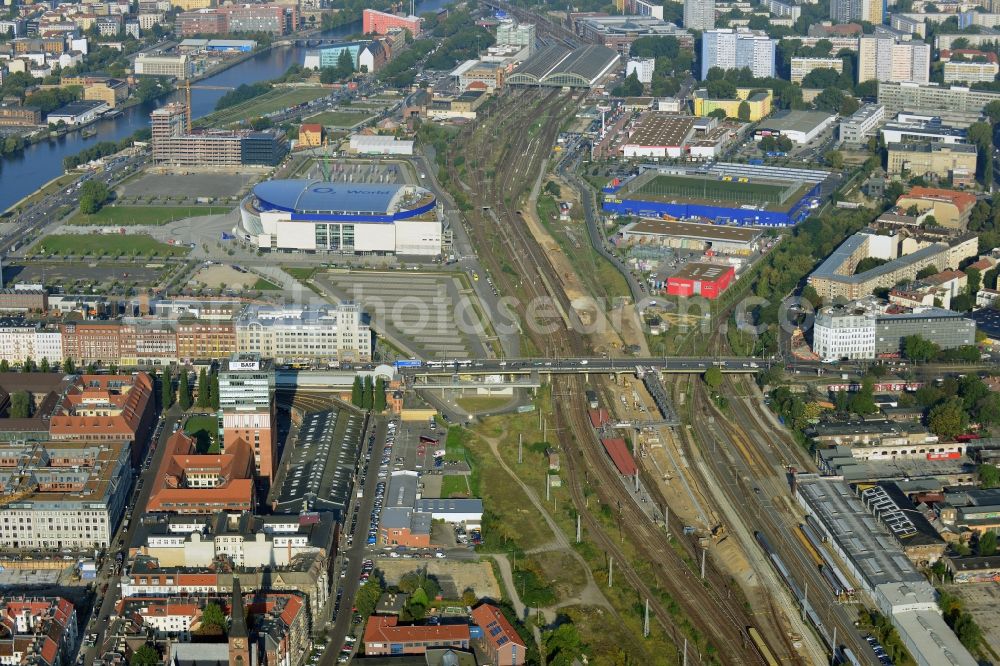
689;375;872;661
443;86;783;663
553;375;768;666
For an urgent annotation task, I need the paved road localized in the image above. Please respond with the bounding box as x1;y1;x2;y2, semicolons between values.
82;403;182;666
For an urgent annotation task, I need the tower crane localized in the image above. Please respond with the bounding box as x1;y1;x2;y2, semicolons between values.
180;80;236;133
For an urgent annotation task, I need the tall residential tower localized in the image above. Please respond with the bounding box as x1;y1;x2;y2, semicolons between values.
683;0;715;31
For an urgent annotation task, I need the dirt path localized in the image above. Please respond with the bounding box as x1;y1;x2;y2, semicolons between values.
481;435;612;615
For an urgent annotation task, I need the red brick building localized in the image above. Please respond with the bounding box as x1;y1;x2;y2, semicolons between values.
363;616;470;655
470;604;527;666
362;8;421;36
145;431;255;514
60;321;123;365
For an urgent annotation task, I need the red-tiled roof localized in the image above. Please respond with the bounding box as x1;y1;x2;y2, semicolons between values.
900;187;977;215
364;615;470;646
470;604;525;651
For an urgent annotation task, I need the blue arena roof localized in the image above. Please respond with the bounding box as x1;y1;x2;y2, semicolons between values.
251;179;436;223
253;180;403;214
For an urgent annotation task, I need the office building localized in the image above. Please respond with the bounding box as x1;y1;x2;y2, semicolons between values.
857;34;930;84
83;78;129;108
119;320;178;367
219;353;276;481
830;0;882;25
362;8;421;36
880;113;967;145
176;320;237;361
177;10;228;36
0;103;42;126
790;57;843;84
0;440;132;549
840;103;886;145
813;304;876;360
146;431;255;514
151;103;287;167
134;53;193;79
700;29;775;79
364;616;470;656
235;304;371;364
221;4;296;35
877;81;1000;127
496;20;535;52
573;15;693;54
683;0;715;30
886;142;977;179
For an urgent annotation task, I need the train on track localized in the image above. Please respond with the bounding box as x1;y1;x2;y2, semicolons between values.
747;626;779;666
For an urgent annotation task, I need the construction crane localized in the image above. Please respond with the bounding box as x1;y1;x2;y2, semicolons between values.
181;80;236;133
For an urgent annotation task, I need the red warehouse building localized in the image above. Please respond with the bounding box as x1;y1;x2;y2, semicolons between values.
666;263;735;300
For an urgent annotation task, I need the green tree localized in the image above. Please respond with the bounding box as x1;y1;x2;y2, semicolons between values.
178;370;191;410
9;391;31;418
928;397;968;439
210;372;220;410
825;150;844;169
968;120;994;185
916;265;940;279
352;376;363;408
363;376;374;410
976;393;1000;430
978;531;997;556
197;368;209;408
737;100;751;121
161;366;174;408
903;334;941;362
0;359;8;372
200;602;226;633
849;377;878;415
39;357;50;373
703;366;723;390
354;578;382;618
544;621;586;666
129;644;159;666
618;71;643;97
62;357;75;374
978;463;1000;489
966;266;982;295
22;356;35;372
374;377;387;412
407;587;429;619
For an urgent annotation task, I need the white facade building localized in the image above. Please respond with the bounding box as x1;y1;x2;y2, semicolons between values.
840;103;886;145
701;29;776;79
790;57;843;84
626;57;655;84
0;325;63;365
683;0;715;31
813;305;877;360
235;304;371;363
348;134;414;155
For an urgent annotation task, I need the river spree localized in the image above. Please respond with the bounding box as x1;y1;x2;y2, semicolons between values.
0;0;449;212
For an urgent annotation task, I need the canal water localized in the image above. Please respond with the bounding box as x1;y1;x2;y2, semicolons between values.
0;0;449;211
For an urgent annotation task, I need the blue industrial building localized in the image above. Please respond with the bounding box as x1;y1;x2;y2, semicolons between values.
601;178;820;227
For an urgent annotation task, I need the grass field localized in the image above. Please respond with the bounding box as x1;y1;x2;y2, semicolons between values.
185;414;219;454
455;396;511;413
444;425;472;462
283;266;317;281
439;475;470;497
253;277;282;290
304;110;371;127
205;86;330;126
33;234;190;257
69;206;230;226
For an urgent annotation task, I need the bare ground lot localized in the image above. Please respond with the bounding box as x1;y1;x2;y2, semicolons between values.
119;172;256;201
190;264;258;290
949;583;1000;658
4;261;167;288
374;560;500;600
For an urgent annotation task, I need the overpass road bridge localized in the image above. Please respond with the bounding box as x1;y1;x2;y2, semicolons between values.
399;357;766;379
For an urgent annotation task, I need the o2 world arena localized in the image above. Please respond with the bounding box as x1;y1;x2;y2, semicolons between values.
238;180;442;255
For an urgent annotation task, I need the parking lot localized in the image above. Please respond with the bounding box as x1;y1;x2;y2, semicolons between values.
118;172;255;202
3;260;169;289
318;271;488;360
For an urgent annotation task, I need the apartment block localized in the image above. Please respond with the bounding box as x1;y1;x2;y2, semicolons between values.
0;440;131;549
0;598;78;666
943;55;1000;84
857;34;930;84
877;81;1000;127
701;29;775;79
683;0;715;30
830;0;882;25
886;142;978;179
119;319;178;366
175;320;237;361
790;57;843;84
0;324;63;365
